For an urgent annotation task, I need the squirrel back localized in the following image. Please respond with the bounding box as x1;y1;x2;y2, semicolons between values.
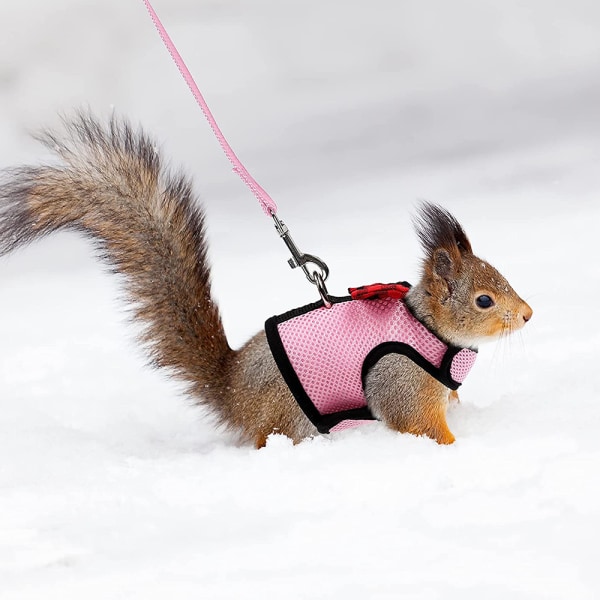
0;114;532;447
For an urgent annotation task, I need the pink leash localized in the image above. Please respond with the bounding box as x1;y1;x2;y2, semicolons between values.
141;0;332;303
141;0;277;216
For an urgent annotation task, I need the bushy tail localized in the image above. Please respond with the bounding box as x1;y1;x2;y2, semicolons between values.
0;113;234;406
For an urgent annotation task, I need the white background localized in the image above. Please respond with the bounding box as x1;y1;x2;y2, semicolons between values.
1;1;599;598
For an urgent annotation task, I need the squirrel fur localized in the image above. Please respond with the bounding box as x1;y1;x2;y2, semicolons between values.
0;114;533;448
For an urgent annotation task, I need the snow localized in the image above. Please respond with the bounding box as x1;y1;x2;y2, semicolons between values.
1;0;600;598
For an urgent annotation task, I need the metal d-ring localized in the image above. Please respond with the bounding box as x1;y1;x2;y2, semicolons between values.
313;270;332;308
300;254;330;285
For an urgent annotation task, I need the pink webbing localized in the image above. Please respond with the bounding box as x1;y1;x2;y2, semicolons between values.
141;0;278;216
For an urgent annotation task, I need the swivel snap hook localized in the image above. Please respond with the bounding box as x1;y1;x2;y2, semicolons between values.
272;213;332;307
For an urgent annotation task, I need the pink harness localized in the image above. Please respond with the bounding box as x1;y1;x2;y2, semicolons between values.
265;285;477;433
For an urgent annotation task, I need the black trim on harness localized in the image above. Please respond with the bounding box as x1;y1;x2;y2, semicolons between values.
361;342;464;391
316;407;376;433
267;295;352;324
265;295;374;434
265;311;324;429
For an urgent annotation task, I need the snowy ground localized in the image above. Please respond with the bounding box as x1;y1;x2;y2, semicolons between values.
1;1;600;598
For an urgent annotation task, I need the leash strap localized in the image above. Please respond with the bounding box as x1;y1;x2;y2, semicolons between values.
141;0;333;301
141;0;278;216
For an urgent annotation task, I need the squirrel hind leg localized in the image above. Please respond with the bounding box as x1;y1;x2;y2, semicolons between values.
254;433;268;449
365;354;456;445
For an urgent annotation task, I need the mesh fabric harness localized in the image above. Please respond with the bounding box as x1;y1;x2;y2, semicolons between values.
265;285;478;434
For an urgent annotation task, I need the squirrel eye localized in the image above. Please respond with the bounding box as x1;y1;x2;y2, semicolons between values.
476;294;494;309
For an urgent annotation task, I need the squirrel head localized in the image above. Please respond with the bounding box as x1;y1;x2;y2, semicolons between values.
407;202;533;349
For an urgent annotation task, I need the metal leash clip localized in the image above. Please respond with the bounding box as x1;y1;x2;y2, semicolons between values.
272;214;332;308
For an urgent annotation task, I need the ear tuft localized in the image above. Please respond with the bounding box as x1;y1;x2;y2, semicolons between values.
413;202;472;258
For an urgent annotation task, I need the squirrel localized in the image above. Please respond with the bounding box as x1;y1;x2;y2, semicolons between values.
0;114;532;448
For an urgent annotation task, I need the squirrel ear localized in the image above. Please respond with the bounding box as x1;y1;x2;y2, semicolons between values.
430;248;458;303
432;248;458;282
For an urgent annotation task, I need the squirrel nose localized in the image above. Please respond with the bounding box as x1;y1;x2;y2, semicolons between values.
521;302;533;323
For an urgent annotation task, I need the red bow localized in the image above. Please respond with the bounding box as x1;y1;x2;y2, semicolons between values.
349;282;410;301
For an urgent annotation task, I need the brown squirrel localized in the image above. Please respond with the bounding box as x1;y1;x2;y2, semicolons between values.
0;114;532;448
